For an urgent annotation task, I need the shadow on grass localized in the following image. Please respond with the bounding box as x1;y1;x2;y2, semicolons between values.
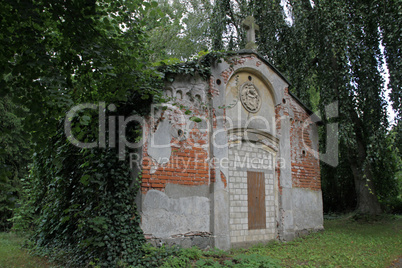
0;232;52;268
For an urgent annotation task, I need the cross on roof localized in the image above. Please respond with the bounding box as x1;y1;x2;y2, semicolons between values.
242;16;259;50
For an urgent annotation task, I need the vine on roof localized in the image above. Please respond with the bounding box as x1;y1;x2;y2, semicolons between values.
155;51;229;80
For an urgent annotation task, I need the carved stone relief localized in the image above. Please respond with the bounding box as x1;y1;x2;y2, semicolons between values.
239;82;261;113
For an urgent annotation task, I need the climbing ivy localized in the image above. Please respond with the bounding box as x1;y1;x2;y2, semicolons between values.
0;97;31;231
17;102;150;266
156;51;227;80
3;0;163;266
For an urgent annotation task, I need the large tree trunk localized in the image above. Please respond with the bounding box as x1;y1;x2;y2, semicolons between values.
330;54;382;215
349;161;382;215
348;110;382;215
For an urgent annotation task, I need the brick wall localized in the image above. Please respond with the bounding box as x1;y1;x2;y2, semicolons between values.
282;89;321;191
140;76;211;194
141;141;210;193
141;83;320;202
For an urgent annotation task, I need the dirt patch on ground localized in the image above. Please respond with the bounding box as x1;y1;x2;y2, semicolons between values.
389;256;402;268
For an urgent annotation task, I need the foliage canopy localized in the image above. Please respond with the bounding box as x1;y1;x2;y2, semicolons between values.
1;0;401;266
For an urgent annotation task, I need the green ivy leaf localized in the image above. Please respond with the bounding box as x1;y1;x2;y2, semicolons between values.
80;175;91;186
189;116;202;123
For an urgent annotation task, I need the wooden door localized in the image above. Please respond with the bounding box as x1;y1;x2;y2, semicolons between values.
247;171;266;230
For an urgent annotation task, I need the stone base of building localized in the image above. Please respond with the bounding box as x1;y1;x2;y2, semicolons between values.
294;227;324;238
280;227;324;241
146;227;324;250
145;232;213;249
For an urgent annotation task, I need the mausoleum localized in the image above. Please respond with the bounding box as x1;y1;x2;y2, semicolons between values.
135;48;324;250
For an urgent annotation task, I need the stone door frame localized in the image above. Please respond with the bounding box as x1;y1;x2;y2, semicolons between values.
226;128;279;247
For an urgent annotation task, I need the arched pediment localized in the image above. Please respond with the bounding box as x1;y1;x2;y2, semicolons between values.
224;70;277;139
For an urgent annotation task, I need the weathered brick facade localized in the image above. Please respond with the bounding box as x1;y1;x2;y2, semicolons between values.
138;51;324;249
287;91;321;191
141;145;210;193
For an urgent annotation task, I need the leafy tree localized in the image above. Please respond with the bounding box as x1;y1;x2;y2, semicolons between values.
0;97;31;230
146;0;213;61
1;0;163;266
378;0;402;119
307;0;396;215
0;0;159;144
210;0;244;51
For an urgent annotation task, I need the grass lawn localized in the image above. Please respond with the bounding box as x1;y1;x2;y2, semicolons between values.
239;215;402;267
159;215;402;267
0;232;51;268
0;216;401;267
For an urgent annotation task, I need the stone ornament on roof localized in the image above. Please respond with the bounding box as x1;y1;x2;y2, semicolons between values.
240;82;261;113
242;16;259;50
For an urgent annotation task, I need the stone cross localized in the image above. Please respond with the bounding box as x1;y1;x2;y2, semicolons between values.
242;16;259;50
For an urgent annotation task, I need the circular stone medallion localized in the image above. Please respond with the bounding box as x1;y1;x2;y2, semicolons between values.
239;82;261;113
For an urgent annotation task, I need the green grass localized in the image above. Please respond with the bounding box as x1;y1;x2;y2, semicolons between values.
0;233;51;268
1;216;401;267
161;216;402;267
240;215;402;267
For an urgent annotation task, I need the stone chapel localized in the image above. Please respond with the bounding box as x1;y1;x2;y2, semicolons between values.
136;49;324;250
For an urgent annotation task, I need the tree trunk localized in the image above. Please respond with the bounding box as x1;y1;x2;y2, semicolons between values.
349;161;382;215
329;53;382;215
348;110;382;215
